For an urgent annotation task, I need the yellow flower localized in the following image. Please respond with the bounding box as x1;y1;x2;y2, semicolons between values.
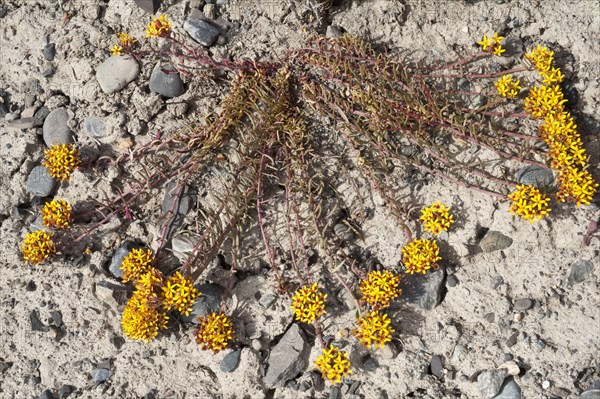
524;85;567;119
492;44;506;57
111;44;122;56
121;288;169;343
40;199;73;229
315;345;351;384
291;283;327;323
359;270;401;309
196;312;235;353
539;66;564;85
507;184;551;222
121;248;155;283
118;32;137;47
494;74;522;99
556;167;598;206
146;14;171;38
161;272;200;316
492;32;504;45
477;34;493;51
525;44;554;73
42;144;81;182
21;230;56;265
401;239;441;274
135;267;164;295
353;311;394;349
420;201;455;235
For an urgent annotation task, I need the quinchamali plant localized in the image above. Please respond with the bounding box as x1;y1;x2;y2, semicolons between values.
19;13;597;385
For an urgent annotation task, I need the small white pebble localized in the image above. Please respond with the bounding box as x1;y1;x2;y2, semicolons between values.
462;26;469;33
542;380;551;389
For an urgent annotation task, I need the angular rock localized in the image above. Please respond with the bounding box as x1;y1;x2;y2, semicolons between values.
30;309;49;332
493;377;522;399
58;385;75;399
264;324;310;388
478;369;508;398
161;182;196;239
83;116;108;139
515;166;554;189
567;259;594;285
149;63;185;98
480;231;513;253
6;117;43;129
184;18;220;47
400;268;445;310
39;389;54;399
259;293;277;309
96;56;140;94
220;349;241;373
26;166;56;197
43;107;73;146
43;43;56;61
134;0;161;13
362;355;378;371
329;386;341;399
34;106;51;121
181;284;223;323
90;368;112;383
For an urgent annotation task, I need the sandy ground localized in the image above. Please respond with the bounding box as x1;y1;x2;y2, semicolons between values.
0;0;599;398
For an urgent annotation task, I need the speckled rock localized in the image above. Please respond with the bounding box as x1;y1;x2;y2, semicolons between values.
25;166;56;197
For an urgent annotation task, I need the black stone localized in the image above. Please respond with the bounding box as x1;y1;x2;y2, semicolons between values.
134;0;161;14
43;43;55;61
30;309;49;332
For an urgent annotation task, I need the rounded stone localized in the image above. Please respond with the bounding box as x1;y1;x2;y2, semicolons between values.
43;107;73;146
149;63;185;98
96;55;140;94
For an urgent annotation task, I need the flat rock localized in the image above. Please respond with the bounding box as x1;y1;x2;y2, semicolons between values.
567;259;594;285
108;241;138;279
400;268;445;310
430;355;443;379
220;349;241;373
83;116;108;139
493;377;522;399
478;369;508;398
134;0;161;13
184;18;220;47
90;368;112;383
513;298;533;311
96;55;140;94
26;166;56;197
161;182;196;239
181;284;223;323
480;230;513;253
264;324;310;388
515;166;555;188
30;309;49;332
6;117;43;129
43;107;73;146
149;63;185;98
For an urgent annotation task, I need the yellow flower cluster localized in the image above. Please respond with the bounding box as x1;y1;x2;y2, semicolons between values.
41;199;73;229
21;230;56;265
420;201;455;235
291;283;327;323
507;184;551;222
477;32;505;56
111;32;138;56
121;248;155;283
161;271;200;316
121;284;169;343
353;311;394;349
359;270;401;309
146;14;171;38
523;45;598;206
315;345;352;383
524;85;566;120
42;144;81;182
196;312;235;353
525;45;564;85
402;238;441;274
494;74;522;99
